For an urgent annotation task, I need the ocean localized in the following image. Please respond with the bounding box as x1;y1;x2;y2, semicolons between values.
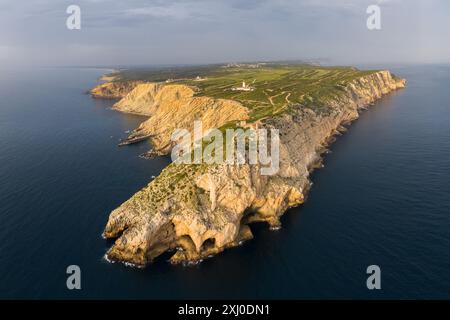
0;65;449;299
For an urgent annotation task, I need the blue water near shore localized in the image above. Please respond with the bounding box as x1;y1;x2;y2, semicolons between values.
0;65;449;299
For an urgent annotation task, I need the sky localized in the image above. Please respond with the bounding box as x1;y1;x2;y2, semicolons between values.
0;0;449;67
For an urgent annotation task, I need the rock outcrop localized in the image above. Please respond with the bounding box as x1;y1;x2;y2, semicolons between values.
94;70;406;267
113;83;195;116
107;82;249;154
89;81;143;99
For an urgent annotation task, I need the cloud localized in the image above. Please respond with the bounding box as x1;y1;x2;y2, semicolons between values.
0;0;448;66
0;46;16;60
125;4;191;19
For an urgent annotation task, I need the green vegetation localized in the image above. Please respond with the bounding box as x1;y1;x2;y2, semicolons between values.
113;62;379;119
113;62;385;212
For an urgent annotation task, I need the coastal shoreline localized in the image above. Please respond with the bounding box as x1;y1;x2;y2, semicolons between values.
89;65;406;267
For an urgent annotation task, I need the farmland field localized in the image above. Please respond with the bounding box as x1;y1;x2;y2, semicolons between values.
113;63;380;120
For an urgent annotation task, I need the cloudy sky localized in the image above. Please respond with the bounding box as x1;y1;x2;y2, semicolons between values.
0;0;449;66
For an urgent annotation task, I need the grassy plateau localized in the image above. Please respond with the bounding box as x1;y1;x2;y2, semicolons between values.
112;62;380;120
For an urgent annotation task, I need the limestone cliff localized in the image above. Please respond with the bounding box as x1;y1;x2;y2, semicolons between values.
89;80;143;99
96;70;405;267
112;83;195;116
112;83;249;154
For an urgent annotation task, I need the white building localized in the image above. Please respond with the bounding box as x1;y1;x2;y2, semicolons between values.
232;81;254;91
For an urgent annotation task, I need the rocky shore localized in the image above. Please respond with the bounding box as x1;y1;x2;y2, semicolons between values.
90;69;405;267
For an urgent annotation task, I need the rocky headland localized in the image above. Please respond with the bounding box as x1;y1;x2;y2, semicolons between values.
90;66;405;267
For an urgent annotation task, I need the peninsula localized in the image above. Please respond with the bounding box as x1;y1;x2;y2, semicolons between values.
90;63;406;267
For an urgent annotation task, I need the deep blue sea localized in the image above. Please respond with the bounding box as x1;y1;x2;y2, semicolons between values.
0;65;449;299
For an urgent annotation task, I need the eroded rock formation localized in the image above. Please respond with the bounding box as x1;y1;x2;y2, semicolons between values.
92;70;406;267
112;83;249;154
89;80;143;99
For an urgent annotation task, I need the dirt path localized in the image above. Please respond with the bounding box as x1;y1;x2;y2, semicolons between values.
268;91;289;106
285;92;291;104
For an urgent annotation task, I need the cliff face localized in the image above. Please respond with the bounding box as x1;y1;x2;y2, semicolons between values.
97;70;405;267
106;82;250;154
112;83;195;115
89;81;143;99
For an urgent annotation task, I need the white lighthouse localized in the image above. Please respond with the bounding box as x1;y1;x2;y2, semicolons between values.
232;80;254;91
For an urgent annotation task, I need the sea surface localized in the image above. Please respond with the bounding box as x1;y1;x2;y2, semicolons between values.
0;65;449;299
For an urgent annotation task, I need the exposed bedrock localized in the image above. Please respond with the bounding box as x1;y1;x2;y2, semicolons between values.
113;83;249;155
94;71;405;267
89;80;144;99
